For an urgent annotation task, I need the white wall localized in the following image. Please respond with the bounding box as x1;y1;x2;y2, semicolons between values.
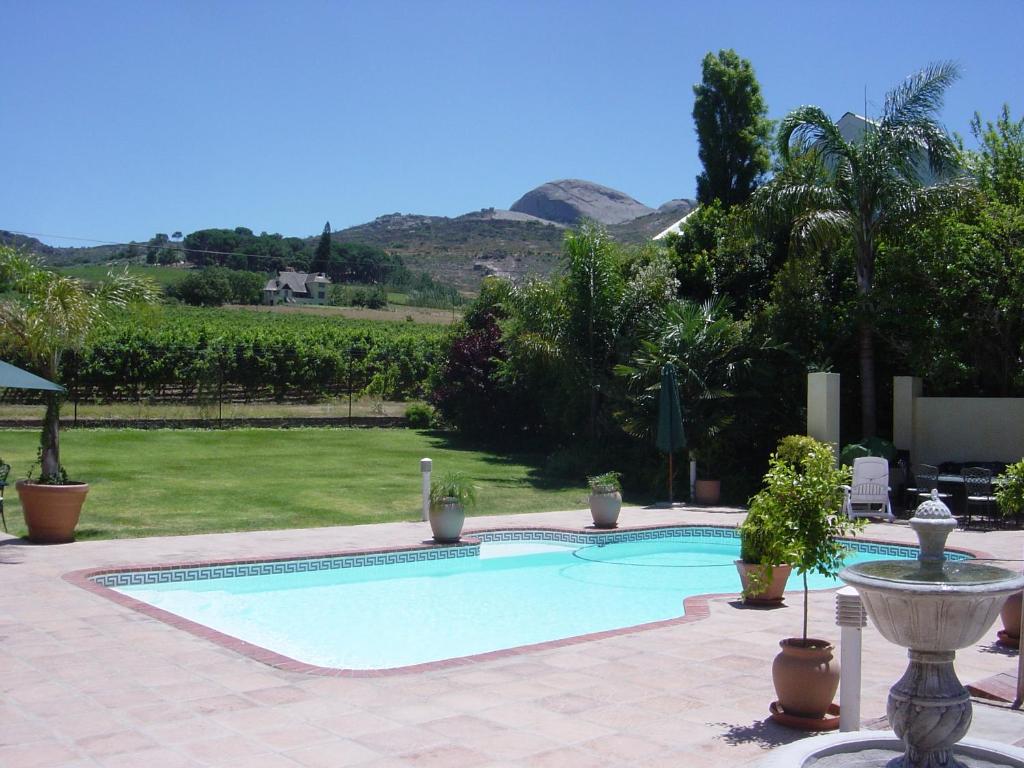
912;397;1024;465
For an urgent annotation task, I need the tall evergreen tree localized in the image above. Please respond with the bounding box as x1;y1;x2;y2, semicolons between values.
692;49;772;207
312;221;332;274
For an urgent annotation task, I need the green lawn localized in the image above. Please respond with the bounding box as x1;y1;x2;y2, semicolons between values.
0;428;588;539
55;264;192;287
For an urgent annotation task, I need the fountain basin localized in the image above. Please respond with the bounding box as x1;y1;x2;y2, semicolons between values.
840;561;1024;651
757;732;1024;768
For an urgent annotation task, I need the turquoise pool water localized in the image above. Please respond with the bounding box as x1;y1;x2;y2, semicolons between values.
110;529;924;670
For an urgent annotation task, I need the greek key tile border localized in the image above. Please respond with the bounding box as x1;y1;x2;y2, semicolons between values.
93;543;480;588
91;525;965;589
472;526;962;561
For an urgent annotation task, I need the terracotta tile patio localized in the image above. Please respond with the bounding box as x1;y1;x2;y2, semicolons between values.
1;506;1021;767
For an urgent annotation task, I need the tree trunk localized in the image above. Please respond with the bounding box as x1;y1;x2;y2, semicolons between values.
40;390;62;481
855;236;877;440
859;320;876;439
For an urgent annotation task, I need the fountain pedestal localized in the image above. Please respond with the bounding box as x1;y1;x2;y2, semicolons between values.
759;491;1024;768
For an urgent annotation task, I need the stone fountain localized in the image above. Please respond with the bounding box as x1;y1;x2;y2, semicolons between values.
759;491;1024;768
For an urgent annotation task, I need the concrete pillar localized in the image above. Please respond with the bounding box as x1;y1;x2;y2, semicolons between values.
807;373;841;459
836;587;868;731
420;458;432;522
892;376;922;457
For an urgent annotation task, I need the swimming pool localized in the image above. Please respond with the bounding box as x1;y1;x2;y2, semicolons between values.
84;526;946;672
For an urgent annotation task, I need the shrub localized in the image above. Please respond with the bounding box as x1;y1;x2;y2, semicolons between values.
405;403;434;428
429;471;477;508
996;459;1024;519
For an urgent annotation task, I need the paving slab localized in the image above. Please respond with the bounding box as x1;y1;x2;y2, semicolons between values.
1;506;1022;766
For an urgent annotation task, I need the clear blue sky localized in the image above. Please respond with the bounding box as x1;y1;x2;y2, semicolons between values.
3;0;1021;246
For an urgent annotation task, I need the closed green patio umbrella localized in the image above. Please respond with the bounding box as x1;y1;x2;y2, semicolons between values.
0;360;64;392
656;363;686;505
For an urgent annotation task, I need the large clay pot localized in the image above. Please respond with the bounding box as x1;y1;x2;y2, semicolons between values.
999;591;1022;647
735;561;793;604
429;498;465;543
694;479;721;505
588;490;621;529
772;638;840;719
16;480;89;544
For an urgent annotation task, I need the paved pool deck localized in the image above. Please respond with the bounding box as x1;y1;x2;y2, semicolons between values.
2;505;1022;767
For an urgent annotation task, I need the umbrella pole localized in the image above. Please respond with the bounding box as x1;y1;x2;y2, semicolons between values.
668;453;673;506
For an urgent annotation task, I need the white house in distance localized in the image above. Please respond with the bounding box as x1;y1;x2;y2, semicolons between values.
263;271;331;305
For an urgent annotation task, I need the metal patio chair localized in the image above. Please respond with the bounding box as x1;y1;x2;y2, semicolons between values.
962;467;999;529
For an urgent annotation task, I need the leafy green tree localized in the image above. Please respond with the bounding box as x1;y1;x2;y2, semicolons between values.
692;49;773;207
0;247;158;481
502;224;677;441
752;62;969;438
875;106;1024;396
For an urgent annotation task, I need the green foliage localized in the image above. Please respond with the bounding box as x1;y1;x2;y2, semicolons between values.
0;247;159;481
615;296;757;473
587;471;621;493
753;61;969;438
996;459;1024;518
404;402;434;428
170;266;264;306
312;221;332;275
692;49;772;207
429;471;477;508
23;305;446;405
746;436;859;641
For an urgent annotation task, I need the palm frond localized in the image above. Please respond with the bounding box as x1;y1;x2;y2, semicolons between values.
777;106;851;166
883;61;961;128
791;210;854;253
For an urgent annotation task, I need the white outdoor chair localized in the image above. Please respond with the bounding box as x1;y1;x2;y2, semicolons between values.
842;456;895;522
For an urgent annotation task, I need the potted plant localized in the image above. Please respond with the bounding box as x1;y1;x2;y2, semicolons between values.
736;503;794;604
428;471;476;543
995;459;1024;646
587;471;622;528
0;248;157;543
749;435;860;724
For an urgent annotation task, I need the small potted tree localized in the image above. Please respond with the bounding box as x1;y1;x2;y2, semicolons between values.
428;471;476;543
587;471;622;528
736;503;794;604
995;459;1024;646
0;248;157;543
749;435;860;725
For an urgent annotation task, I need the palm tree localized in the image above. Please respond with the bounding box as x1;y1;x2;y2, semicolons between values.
753;62;970;438
0;247;159;481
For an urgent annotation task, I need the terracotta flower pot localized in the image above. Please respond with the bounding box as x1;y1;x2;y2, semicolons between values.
429;498;465;543
588;490;621;528
694;479;721;505
999;591;1022;647
772;638;840;720
735;561;793;604
16;480;89;544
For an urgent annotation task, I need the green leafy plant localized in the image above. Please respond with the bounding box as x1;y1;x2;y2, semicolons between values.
587;471;622;493
746;436;860;643
996;459;1024;519
404;403;434;429
429;471;477;508
0;247;159;484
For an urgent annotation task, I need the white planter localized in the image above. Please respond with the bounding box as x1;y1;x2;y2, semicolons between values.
588;490;621;528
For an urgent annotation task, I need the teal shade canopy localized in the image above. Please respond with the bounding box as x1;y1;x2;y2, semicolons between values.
655;363;685;453
0;360;64;392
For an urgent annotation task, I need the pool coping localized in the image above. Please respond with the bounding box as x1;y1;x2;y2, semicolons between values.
63;523;990;678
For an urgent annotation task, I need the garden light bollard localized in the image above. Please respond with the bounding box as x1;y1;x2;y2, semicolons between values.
420;458;432;522
836;586;867;731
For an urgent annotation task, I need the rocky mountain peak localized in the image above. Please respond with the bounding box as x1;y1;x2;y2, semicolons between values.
510;179;654;226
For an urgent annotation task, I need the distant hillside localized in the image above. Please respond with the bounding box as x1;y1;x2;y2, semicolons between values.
3;180;696;289
511;179;654;226
327;213;565;287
